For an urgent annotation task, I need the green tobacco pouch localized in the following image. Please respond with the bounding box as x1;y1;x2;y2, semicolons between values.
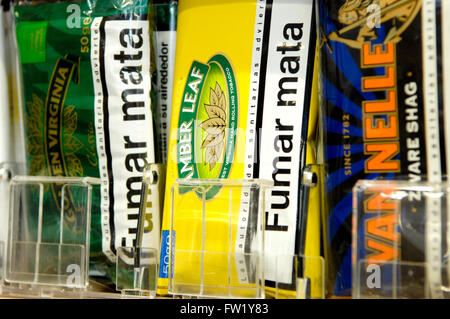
14;0;157;283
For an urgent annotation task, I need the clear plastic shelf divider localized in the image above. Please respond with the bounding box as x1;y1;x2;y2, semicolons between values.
0;240;4;287
116;247;158;298
168;179;273;299
1;174;101;297
273;254;325;299
353;179;450;299
113;163;166;298
139;163;166;253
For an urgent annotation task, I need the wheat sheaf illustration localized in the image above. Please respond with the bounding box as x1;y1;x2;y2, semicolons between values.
200;82;228;170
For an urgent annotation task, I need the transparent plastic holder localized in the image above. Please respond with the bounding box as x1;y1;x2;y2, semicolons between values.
138;163;166;250
352;180;450;299
168;178;273;299
112;163;166;298
0;163;25;262
0;240;3;287
273;254;325;299
116;247;158;298
1;175;101;297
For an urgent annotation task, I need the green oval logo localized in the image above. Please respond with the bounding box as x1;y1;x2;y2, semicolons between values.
177;53;238;199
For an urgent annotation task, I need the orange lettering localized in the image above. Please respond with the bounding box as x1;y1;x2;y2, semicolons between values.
366;191;398;211
364;90;396;113
365;143;399;171
363;66;395;90
365;115;398;139
362;42;395;66
367;239;397;264
366;213;398;242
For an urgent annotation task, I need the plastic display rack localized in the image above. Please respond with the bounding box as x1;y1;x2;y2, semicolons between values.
0;163;163;299
0;162;325;299
167;178;325;299
353;179;450;299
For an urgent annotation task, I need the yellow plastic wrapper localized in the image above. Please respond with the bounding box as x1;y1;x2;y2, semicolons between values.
158;0;322;298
